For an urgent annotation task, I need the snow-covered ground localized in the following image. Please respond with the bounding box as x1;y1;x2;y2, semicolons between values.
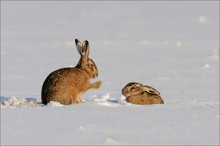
1;1;219;145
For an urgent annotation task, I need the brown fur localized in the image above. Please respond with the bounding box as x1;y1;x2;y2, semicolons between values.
122;82;164;105
126;92;164;105
41;39;101;105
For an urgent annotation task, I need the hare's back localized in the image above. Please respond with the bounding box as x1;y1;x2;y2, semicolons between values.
41;67;88;96
42;67;88;88
126;93;164;105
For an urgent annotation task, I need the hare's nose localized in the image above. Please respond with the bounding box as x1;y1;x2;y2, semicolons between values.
92;74;98;78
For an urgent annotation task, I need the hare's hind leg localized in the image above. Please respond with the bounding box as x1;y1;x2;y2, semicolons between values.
76;97;83;103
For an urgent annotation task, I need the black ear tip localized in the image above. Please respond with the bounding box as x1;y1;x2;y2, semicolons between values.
85;40;89;45
75;39;78;44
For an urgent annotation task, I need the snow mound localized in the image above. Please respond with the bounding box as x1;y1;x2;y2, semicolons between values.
209;48;219;59
203;63;211;68
92;93;121;107
91;93;134;107
104;136;121;145
1;96;38;108
197;15;208;24
0;96;66;108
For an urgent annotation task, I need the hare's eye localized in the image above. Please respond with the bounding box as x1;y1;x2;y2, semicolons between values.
89;64;93;68
131;86;136;90
132;87;139;91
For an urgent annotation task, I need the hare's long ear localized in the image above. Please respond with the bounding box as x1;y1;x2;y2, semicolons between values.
83;40;90;59
75;39;83;55
142;85;160;95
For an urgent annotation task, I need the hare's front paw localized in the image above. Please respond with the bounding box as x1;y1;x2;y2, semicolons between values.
93;81;102;88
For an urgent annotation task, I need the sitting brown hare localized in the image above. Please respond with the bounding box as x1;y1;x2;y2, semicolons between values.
122;82;164;105
41;39;102;105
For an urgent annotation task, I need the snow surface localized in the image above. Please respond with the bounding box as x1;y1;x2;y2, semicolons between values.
1;1;219;145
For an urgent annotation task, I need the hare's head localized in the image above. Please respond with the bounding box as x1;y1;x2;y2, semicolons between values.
75;39;98;78
122;82;161;97
122;82;143;97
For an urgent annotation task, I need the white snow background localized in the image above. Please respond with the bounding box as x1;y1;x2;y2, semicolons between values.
1;1;219;145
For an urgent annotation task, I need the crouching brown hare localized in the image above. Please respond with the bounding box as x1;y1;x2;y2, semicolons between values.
122;82;164;105
41;39;102;105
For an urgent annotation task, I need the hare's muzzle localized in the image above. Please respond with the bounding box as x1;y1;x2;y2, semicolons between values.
92;73;98;78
